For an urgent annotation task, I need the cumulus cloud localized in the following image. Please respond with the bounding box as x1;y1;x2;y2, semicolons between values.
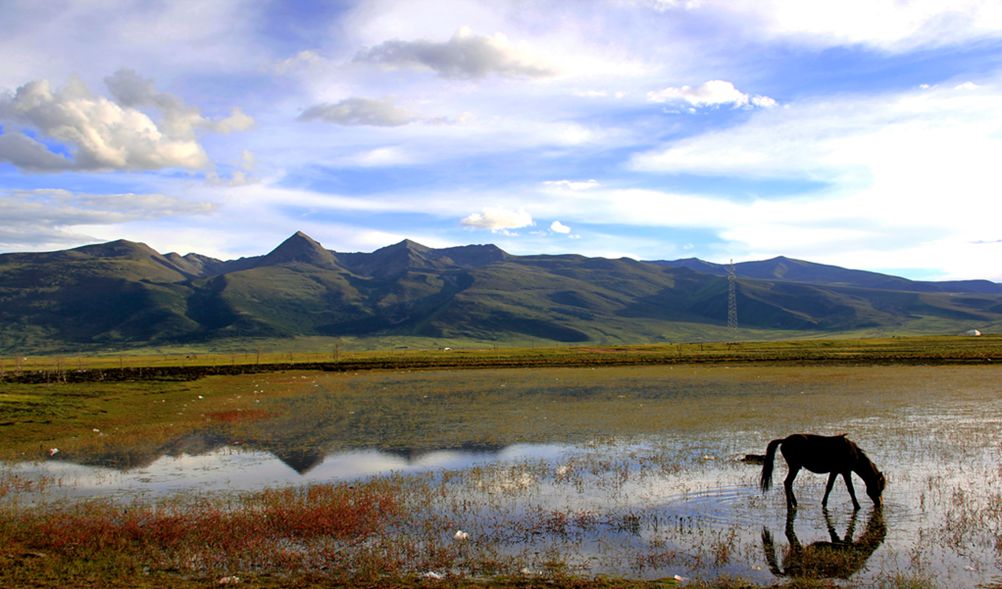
353;26;556;79
0;132;73;171
0;188;215;250
549;220;572;234
299;97;421;126
647;79;776;109
460;207;534;233
104;69;253;135
0;70;252;172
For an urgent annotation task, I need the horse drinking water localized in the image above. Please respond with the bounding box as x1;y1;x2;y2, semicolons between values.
759;434;885;510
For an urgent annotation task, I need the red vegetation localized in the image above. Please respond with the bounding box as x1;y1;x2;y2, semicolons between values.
2;481;401;573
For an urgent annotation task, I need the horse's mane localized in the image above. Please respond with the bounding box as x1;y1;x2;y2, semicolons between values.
852;445;881;479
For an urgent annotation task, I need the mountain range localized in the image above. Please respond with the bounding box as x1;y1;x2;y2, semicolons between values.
2;231;999;353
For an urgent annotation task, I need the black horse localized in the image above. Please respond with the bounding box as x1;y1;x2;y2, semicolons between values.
759;434;885;510
762;507;886;580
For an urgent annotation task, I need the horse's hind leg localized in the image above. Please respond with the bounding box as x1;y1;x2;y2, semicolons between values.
784;466;800;510
822;472;838;507
842;471;861;510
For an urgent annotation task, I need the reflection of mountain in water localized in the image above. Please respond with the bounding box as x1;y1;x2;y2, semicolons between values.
272;447;327;474
63;431;232;471
51;429;504;476
381;443;505;463
160;431;230;460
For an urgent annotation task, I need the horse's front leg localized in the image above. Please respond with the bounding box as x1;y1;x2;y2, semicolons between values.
842;471;861;510
784;466;800;510
822;472;838;507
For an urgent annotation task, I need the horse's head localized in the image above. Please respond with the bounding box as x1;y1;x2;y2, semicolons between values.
866;471;886;508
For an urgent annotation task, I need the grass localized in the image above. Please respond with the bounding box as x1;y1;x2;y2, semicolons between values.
2;335;1001;383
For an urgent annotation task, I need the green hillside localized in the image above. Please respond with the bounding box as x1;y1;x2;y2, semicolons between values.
1;232;1000;354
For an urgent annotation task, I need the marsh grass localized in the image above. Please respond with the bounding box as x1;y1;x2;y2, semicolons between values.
1;479;405;585
2;362;1002;587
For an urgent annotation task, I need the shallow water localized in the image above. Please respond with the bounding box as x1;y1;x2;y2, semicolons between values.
4;443;571;500
3;365;1001;586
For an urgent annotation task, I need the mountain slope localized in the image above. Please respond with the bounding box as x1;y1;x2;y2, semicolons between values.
1;232;1000;353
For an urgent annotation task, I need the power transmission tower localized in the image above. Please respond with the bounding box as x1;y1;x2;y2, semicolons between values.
727;259;738;331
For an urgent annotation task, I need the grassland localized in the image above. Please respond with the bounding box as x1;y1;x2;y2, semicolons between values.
2;335;1000;384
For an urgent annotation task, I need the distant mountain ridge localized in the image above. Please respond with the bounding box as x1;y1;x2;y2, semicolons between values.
653;256;1002;295
1;232;999;353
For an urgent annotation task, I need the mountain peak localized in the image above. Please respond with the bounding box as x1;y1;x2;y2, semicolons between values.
262;232;338;267
387;238;431;252
73;239;161;260
440;243;509;267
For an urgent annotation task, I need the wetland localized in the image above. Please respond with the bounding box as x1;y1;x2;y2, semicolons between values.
1;362;1001;587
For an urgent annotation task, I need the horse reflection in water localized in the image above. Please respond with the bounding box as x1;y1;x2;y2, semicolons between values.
762;507;886;580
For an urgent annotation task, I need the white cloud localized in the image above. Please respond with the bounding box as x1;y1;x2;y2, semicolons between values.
342;0;508;46
647;80;776;109
670;0;1002;52
554;80;1001;278
638;0;705;10
750;95;778;108
0;1;265;90
631;80;1002;192
353;26;556;79
542;179;600;191
0;72;252;172
206;148;259;187
461;207;534;232
0;132;72;171
274;50;325;74
212;108;255;133
549;220;572;234
345;146;416;167
104;69;254;136
299;97;421;126
0;188;215;251
574;90;626;99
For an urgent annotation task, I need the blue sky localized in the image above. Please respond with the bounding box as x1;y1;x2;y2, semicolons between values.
2;0;1002;280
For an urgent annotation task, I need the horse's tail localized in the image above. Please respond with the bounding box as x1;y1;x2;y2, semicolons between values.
760;438;784;492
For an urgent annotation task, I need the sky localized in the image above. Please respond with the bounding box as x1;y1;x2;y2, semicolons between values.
2;0;1002;281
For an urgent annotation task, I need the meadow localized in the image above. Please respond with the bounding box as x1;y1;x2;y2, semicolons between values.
1;338;1001;588
2;335;1000;383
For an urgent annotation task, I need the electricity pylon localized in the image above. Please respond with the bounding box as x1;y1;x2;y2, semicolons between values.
727;259;738;331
